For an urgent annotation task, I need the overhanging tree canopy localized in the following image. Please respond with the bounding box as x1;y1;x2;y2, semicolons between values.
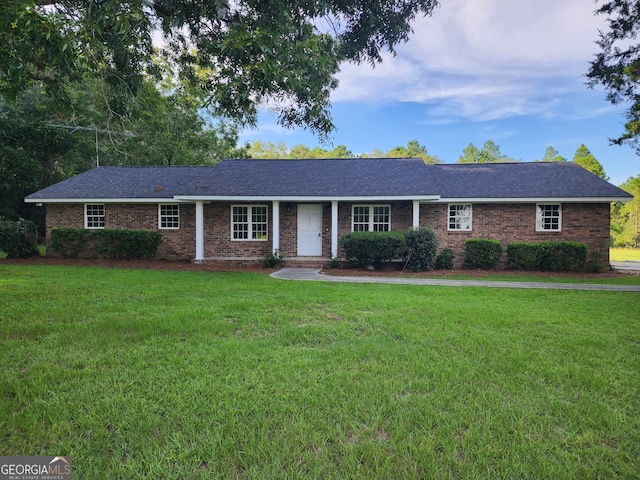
0;0;439;139
587;0;640;154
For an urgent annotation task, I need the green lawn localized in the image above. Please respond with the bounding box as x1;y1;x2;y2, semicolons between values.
1;265;639;479
611;247;640;261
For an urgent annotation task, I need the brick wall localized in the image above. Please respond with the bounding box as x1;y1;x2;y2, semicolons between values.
419;203;610;268
45;203;195;260
45;201;612;267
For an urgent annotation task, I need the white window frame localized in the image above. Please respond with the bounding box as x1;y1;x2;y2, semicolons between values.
536;203;562;232
159;204;180;229
85;204;105;229
448;203;472;231
231;205;268;241
351;205;391;232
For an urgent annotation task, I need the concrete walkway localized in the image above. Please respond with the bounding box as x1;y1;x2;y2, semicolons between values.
611;261;640;272
271;268;640;292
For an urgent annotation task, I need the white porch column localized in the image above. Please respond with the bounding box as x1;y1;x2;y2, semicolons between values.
272;201;280;253
412;200;420;228
331;200;339;258
195;201;204;262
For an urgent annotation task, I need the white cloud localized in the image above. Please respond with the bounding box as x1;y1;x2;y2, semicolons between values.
332;0;606;122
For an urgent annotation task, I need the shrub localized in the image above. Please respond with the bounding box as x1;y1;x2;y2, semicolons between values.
404;226;438;272
434;248;455;270
50;228;92;257
464;238;503;269
325;256;341;269
340;231;406;268
95;229;163;260
264;249;284;268
507;241;588;272
0;219;39;258
50;228;162;260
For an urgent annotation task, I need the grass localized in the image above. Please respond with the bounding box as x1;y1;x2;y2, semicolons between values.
1;265;639;479
405;272;640;285
611;247;640;262
0;245;45;259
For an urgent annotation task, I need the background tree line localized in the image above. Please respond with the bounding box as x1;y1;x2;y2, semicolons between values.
1;0;639;247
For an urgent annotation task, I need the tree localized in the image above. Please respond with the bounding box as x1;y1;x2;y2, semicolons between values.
0;72;249;231
611;175;640;247
537;146;566;162
572;144;608;180
457;140;511;163
386;139;442;164
1;0;440;139
587;0;640;154
247;141;289;159
330;145;354;158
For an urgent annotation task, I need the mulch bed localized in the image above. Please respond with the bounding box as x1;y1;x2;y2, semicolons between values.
2;256;637;279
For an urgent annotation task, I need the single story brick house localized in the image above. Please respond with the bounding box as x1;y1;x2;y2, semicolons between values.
25;158;633;268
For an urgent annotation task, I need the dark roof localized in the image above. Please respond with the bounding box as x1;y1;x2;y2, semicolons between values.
25;159;633;201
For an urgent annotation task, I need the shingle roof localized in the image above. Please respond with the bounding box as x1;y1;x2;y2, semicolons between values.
25;158;633;201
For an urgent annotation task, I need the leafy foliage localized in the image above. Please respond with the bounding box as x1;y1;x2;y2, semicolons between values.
611;174;640;247
572;144;608;180
587;0;640;153
50;228;162;259
434;248;455;270
0;219;39;258
263;249;285;268
0;0;440;137
537;146;566;163
341;231;406;268
456;140;514;164
464;239;503;269
507;242;588;272
404;226;438;271
384;140;442;164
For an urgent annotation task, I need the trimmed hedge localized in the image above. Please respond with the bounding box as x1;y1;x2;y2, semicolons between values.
507;241;588;272
464;238;503;269
341;231;406;268
50;228;162;260
0;219;39;258
404;226;438;272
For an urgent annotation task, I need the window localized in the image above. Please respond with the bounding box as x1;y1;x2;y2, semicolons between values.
448;204;472;231
536;203;561;231
232;205;268;240
85;204;105;228
159;204;180;229
352;205;391;232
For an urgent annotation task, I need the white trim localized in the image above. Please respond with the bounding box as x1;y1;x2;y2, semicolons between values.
231;204;269;241
433;197;631;204
536;203;562;232
447;203;473;231
158;204;180;229
272;201;280;253
331;201;338;258
352;204;391;232
84;203;105;229
25;198;190;204
412;200;420;228
27;195;631;204
195;201;204;261
174;195;441;202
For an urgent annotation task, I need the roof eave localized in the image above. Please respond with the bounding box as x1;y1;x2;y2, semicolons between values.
173;195;442;202
24;197;182;204
435;196;633;203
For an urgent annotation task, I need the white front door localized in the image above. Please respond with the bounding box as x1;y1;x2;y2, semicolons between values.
297;204;323;256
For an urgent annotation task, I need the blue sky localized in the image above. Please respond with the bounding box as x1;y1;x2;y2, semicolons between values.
238;0;640;186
